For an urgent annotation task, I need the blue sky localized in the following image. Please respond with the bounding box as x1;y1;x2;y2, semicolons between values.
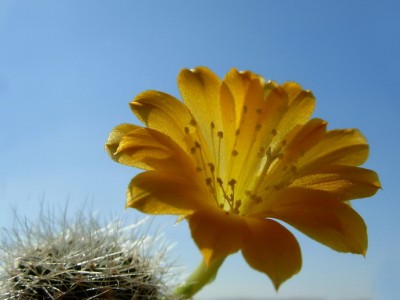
0;1;399;299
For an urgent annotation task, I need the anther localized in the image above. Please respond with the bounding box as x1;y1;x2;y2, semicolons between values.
231;150;238;156
184;127;190;134
271;129;277;136
217;177;223;185
211;122;215;129
195;141;201;149
190;119;197;126
235;129;240;136
217;131;223;138
256;108;262;114
255;124;262;131
208;163;215;172
190;147;196;154
205;178;212;185
228;179;237;187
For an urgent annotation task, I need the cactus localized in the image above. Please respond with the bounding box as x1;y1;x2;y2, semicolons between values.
0;206;175;299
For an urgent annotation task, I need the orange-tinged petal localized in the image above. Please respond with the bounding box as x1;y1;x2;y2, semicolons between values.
298;128;369;170
242;218;302;290
127;170;212;215
261;188;368;254
188;209;247;265
107;125;194;171
222;68;262;128
274;82;315;141
130;90;195;153
291;165;381;200
178;67;223;135
106;123;138;159
254;118;327;196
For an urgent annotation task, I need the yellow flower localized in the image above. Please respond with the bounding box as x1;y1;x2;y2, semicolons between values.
106;67;381;292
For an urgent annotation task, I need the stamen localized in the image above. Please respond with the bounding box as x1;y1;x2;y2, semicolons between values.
228;179;237;187
258;147;265;158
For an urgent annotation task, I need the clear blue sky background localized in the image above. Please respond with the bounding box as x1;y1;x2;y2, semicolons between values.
1;1;398;299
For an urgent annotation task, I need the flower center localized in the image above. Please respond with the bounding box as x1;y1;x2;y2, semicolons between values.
184;109;294;216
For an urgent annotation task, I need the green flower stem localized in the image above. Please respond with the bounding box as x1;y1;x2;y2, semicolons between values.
174;257;225;299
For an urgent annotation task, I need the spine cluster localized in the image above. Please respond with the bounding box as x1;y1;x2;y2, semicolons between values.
0;208;174;299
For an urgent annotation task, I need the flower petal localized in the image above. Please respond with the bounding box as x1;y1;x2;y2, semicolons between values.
261;188;368;254
222;68;262;129
187;209;247;265
291;165;381;200
127;170;212;215
298;128;369;169
242;218;302;290
275;82;316;141
130;90;195;153
254;118;328;196
178;67;223;135
106;123;139;159
107;125;194;171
